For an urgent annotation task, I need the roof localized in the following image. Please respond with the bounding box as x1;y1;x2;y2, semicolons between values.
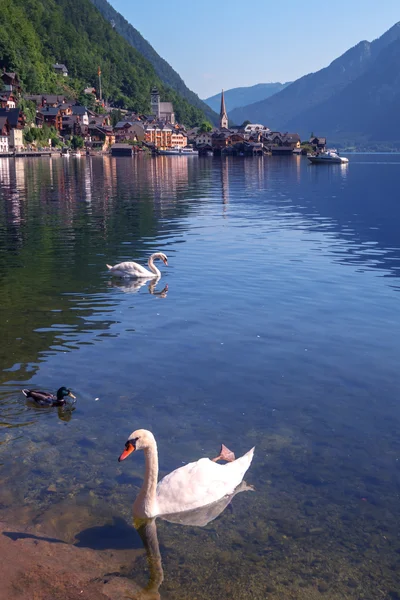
71;105;88;115
310;136;326;144
2;72;19;81
115;121;136;129
53;63;68;72
24;94;69;106
0;108;20;128
282;133;301;143
111;143;133;150
41;107;61;116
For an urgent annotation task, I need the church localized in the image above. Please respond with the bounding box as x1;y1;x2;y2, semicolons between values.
219;89;228;129
150;87;175;124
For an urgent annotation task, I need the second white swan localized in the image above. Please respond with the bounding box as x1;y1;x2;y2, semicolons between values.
118;429;254;519
106;252;168;278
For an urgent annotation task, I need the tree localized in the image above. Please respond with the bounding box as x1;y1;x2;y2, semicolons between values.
242;120;251;127
198;120;212;133
18;99;37;126
24;128;34;144
71;135;84;149
110;109;122;127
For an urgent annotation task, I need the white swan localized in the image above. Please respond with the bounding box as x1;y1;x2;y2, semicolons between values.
106;252;168;279
118;429;255;519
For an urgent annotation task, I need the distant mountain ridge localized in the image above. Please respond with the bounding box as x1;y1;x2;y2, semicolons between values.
203;82;290;114
90;0;218;124
229;22;400;143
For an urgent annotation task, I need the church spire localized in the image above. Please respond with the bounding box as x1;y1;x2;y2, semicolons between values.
220;89;228;129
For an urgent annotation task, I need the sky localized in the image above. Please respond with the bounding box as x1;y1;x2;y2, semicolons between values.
109;1;400;99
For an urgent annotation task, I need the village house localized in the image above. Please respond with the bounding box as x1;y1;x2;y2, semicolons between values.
0;108;25;151
0;91;17;109
195;131;213;147
244;123;269;134
212;131;245;152
0;108;25;130
309;136;326;152
0;116;11;152
88;125;115;151
71;105;89;125
53;63;68;77
1;71;22;95
114;121;145;142
25;94;70;108
39;106;63;131
89;114;111;128
171;130;187;148
145;123;173;148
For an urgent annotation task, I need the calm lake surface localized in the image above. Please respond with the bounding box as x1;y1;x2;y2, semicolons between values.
1;154;400;599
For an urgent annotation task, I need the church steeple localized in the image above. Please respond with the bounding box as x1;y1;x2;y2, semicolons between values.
220;89;228;129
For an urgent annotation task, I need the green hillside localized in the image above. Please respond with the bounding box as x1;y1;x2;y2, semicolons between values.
0;0;205;125
90;0;218;125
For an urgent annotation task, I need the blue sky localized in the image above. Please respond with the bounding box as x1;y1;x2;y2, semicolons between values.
109;1;399;98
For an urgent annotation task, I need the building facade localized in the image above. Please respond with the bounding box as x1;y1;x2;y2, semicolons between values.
145;124;173;148
150;87;175;124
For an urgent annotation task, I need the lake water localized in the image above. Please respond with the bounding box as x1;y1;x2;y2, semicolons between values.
1;154;400;599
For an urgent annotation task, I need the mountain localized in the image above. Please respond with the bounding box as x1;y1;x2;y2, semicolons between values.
285;35;400;143
229;22;400;142
90;0;218;125
0;0;205;126
204;82;290;114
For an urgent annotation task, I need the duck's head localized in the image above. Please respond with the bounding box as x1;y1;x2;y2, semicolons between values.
152;252;168;266
118;429;155;461
56;386;76;401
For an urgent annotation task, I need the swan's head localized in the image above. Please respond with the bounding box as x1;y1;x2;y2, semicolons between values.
152;252;168;266
118;429;156;462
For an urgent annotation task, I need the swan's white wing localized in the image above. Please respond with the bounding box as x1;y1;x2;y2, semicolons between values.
156;448;254;516
108;261;151;277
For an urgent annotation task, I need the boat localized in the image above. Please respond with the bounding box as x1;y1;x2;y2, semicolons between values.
308;149;349;164
158;146;198;156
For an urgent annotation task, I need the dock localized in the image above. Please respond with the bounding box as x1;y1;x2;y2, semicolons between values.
0;150;53;158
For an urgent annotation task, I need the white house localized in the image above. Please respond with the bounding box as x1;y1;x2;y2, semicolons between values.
245;123;270;134
0;135;9;153
195;131;213;146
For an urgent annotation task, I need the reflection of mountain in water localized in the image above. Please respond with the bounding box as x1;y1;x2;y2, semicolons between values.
232;156;400;281
0;156;212;383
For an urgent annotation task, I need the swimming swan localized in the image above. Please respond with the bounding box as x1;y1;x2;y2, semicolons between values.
106;252;168;278
118;429;254;519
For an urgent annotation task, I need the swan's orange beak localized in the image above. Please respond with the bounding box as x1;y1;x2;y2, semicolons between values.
163;258;168;266
118;442;135;462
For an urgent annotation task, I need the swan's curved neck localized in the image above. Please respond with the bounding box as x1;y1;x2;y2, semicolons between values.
138;440;159;516
148;255;161;277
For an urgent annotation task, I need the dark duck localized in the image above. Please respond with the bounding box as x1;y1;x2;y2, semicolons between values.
22;386;76;407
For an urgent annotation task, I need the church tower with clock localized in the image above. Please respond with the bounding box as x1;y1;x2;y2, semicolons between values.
150;86;175;124
151;87;160;119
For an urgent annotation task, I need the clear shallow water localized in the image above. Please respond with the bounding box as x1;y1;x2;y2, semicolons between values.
1;154;400;598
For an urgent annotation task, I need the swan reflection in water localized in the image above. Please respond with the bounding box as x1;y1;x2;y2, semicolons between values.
109;277;168;298
129;481;254;599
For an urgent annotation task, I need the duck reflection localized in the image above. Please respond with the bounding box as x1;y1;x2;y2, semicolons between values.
129;482;253;599
109;278;168;298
